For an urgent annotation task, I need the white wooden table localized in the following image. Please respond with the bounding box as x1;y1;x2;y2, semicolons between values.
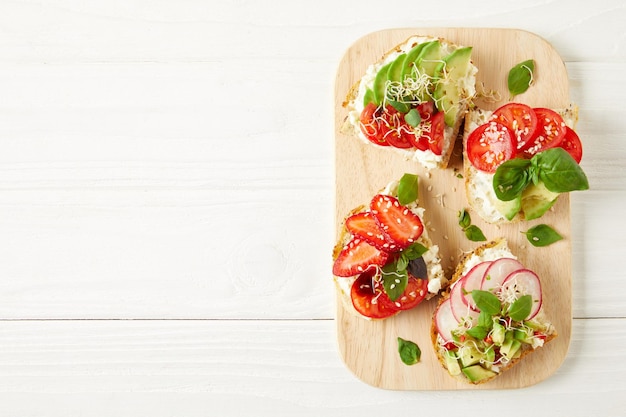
0;1;624;415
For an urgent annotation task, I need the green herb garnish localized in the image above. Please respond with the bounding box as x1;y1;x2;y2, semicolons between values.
508;294;533;321
524;224;563;247
397;337;421;365
458;209;487;242
471;290;501;315
397;173;419;205
508;59;535;97
381;242;427;301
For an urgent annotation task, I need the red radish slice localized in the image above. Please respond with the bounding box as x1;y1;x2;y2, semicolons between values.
461;261;492;311
450;279;479;326
481;257;524;294
501;269;543;319
434;298;459;343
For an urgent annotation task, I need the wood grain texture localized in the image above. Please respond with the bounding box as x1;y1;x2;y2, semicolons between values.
334;28;573;390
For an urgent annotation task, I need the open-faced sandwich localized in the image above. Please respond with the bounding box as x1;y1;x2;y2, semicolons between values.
432;238;556;384
463;102;589;223
332;174;447;320
344;35;478;170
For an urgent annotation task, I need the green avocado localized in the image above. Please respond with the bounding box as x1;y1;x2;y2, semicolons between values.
433;47;473;127
460;345;482;367
444;350;462;376
495;194;522;221
500;337;522;361
413;40;443;78
521;181;560;220
491;321;506;346
462;365;497;383
372;61;393;105
387;53;407;83
400;41;431;81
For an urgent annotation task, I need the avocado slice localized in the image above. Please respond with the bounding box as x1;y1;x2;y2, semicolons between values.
491;321;506;346
362;88;375;107
400;41;431;81
494;194;522;221
414;41;443;78
372;61;393;105
433;47;473;127
500;337;522;360
387;53;407;83
521;182;560;220
462;365;497;383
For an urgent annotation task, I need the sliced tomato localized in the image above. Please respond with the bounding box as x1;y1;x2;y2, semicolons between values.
560;126;583;163
521;108;566;156
350;270;398;319
416;101;435;119
359;103;389;146
380;106;414;149
490;103;538;149
387;274;428;311
466;121;517;173
426;111;445;155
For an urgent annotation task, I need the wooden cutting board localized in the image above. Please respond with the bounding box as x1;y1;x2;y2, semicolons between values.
333;28;573;390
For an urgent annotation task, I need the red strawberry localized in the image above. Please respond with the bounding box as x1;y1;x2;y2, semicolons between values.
345;212;399;252
332;238;389;277
370;194;424;249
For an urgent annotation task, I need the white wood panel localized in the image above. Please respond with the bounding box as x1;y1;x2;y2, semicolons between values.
0;319;622;416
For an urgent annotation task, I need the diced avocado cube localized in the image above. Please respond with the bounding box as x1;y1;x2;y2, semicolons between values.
462;365;497;383
525;320;547;332
495;194;522;221
444;350;462;376
500;338;522;360
491;322;506;346
514;328;534;344
460;345;482;367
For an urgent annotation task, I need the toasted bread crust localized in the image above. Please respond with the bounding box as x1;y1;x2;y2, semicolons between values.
430;239;557;385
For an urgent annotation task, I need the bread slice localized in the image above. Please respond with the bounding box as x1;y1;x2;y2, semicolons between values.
431;239;557;384
343;35;478;170
332;178;447;320
462;105;579;224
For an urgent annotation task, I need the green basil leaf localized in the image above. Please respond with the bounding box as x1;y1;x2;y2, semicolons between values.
524;224;563;247
458;209;471;229
508;59;535;97
466;325;488;340
381;264;408;301
508;294;533;321
493;158;532;201
388;99;410;113
533;148;589;193
397;173;419;205
396;255;409;272
402;242;428;261
404;108;422;127
471;290;501;315
397;337;421;365
478;310;493;329
464;225;487;242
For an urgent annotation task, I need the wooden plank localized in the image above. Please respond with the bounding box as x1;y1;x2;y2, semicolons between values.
334;28;575;390
0;319;622;416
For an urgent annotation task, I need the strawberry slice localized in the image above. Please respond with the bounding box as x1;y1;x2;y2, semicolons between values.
345;212;398;252
332;238;389;277
370;194;424;249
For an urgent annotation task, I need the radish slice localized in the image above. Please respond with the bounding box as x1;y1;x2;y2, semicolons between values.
481;257;524;294
501;269;543;319
461;261;492;311
434;298;459;343
450;279;479;326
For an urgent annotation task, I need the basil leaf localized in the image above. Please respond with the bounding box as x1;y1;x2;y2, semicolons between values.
533;148;589;193
402;242;428;260
493;158;532;201
397;173;419;205
524;224;563;247
471;290;501;315
478;310;493;330
458;209;471;229
381;264;408;301
397;337;421;365
466;326;488;340
464;225;487;242
404;108;422;127
508;59;535;97
388;99;410;113
508;294;533;321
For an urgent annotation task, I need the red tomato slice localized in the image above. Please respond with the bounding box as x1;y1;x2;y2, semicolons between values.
387;275;428;311
522;108;566;155
427;111;445;155
416;101;435;119
381;106;414;149
359;103;389;146
350;270;398;319
466;121;517;173
491;103;538;149
560;126;583;163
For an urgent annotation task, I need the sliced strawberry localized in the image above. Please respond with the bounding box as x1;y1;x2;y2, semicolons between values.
332;238;389;277
345;212;398;252
370;194;423;250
